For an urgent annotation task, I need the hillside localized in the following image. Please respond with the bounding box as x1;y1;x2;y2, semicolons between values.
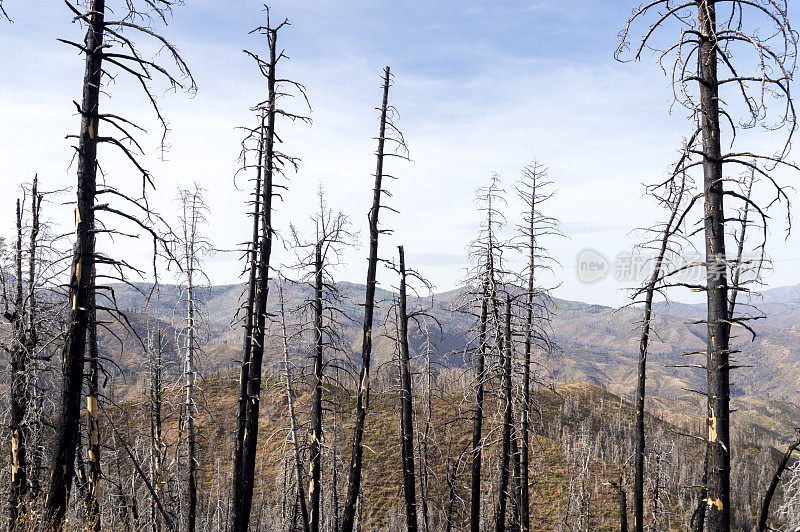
103;372;781;531
106;280;800;445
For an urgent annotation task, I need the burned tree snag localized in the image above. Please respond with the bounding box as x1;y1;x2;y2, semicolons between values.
397;246;419;532
44;0;193;526
341;65;393;532
232;11;308;527
8;199;27;528
632;169;689;532
309;240;324;532
696;5;731;528
278;280;311;532
178;187;210;532
234;18;281;532
515;161;559;532
44;2;104;524
618;2;797;528
470;286;489;532
289;189;353;532
86;264;101;531
232;115;264;513
494;295;514;532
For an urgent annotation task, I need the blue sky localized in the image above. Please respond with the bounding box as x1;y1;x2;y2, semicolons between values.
1;1;799;306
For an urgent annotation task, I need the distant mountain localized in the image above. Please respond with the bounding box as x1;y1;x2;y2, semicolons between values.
106;280;800;440
755;282;800;304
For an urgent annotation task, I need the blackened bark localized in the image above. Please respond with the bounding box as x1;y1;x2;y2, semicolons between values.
634;191;682;532
232;116;265;521
184;268;197;532
86;270;101;531
309;241;323;532
510;429;522;532
697;3;731;530
341;65;391;532
397;246;418;532
470;286;489;532
8;200;27;528
234;27;278;532
445;458;458;532
520;172;536;532
611;478;628;532
45;1;104;525
495;296;513;532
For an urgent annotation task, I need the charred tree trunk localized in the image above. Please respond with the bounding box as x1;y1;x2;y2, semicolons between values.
234;26;279;532
470;286;489;532
510;429;522;532
232;115;265;518
8;200;27;529
520;179;536;532
611;477;628;532
45;1;104;526
24;179;42;504
697;3;731;530
633;175;685;532
309;241;323;532
341;65;391;532
495;295;513;532
184;268;197;532
397;246;418;532
86;267;101;531
445;457;458;532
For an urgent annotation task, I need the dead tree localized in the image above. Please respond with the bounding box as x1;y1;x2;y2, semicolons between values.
395;246;418;532
618;3;797;528
414;322;439;532
3;178;47;529
231;112;265;522
86;260;101;531
514;161;561;532
628;156;693;532
468;285;489;532
288;186;354;532
7;199;27;528
608;476;628;532
231;9;309;531
176;186;211;532
276;278;310;532
341;65;408;532
147;324;169;532
462;174;509;532
494;295;514;532
45;0;194;526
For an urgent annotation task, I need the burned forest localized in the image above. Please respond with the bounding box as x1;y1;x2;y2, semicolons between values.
5;1;800;531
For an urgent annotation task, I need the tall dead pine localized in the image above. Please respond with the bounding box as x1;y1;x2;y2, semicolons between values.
618;2;797;529
44;3;104;524
44;0;193;526
232;11;309;529
341;66;393;532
